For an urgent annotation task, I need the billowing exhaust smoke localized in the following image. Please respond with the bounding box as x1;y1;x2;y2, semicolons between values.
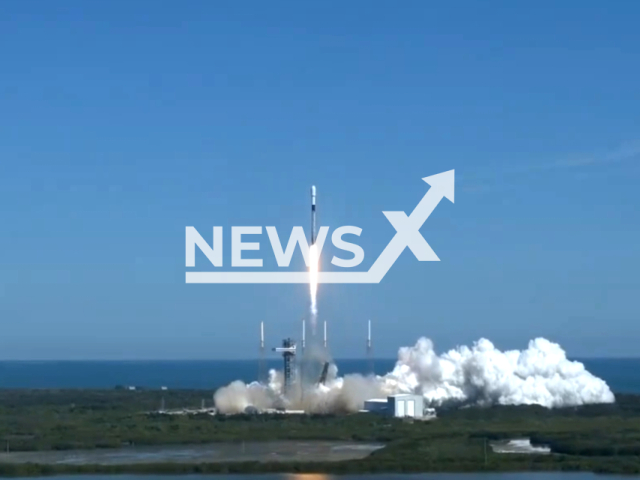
214;336;615;414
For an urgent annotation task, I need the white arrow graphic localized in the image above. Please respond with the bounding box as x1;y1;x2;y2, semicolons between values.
365;169;454;282
186;170;454;284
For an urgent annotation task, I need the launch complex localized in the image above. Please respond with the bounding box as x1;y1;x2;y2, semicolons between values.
243;185;432;420
256;186;374;403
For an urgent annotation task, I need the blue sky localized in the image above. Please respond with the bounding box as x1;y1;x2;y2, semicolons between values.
1;1;639;359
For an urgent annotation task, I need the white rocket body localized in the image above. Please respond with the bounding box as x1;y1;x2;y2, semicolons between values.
310;185;317;245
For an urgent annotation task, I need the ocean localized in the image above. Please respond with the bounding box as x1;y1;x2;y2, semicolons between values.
0;358;639;392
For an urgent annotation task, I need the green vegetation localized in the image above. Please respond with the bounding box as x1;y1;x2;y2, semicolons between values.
2;389;640;474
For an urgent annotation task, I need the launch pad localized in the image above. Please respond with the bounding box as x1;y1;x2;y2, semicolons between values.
260;317;374;408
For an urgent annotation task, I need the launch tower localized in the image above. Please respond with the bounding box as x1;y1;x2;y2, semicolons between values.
273;338;296;396
259;321;265;383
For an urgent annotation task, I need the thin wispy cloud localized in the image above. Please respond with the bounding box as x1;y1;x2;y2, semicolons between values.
460;139;640;193
517;140;640;173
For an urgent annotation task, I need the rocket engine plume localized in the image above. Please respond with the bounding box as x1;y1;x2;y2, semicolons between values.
309;244;318;314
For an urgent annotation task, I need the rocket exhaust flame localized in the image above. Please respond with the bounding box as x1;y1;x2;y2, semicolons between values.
309;243;318;333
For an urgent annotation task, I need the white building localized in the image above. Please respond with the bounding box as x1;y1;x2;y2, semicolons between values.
388;394;424;418
363;394;435;419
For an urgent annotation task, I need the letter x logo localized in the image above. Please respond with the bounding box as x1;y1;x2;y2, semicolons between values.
366;170;454;282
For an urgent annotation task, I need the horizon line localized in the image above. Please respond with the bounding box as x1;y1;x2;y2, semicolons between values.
0;356;637;362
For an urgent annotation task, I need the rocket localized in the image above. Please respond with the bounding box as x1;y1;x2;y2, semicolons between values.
310;185;317;245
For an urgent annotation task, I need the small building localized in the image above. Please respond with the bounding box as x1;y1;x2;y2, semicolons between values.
363;394;433;419
262;408;306;415
387;394;424;418
424;407;437;419
363;398;388;413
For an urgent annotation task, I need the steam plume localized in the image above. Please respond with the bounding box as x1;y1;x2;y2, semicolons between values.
214;336;614;414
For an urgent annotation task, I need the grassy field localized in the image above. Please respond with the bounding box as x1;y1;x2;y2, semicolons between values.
1;389;640;474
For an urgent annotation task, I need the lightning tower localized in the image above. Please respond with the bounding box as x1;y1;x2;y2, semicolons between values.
259;321;265;383
323;320;327;350
367;319;374;374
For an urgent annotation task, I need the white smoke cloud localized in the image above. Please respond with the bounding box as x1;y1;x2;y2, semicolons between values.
214;337;615;414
